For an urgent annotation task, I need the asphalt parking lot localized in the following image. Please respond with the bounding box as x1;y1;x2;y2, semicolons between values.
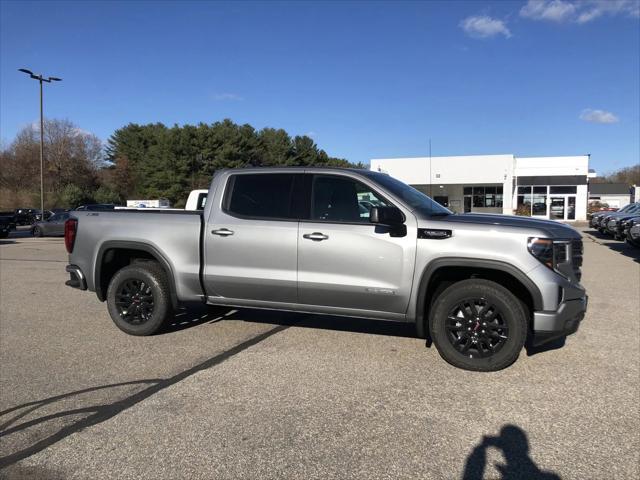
0;228;638;480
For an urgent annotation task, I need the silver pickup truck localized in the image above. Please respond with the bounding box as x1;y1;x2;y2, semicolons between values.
65;167;587;371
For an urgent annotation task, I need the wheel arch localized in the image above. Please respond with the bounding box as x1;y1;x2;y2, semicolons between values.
95;241;178;308
415;258;543;341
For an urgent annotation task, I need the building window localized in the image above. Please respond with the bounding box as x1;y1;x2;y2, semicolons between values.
464;185;503;209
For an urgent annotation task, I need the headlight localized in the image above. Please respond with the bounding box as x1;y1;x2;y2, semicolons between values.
528;237;570;276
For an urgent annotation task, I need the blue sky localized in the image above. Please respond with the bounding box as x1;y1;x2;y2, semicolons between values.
1;0;638;173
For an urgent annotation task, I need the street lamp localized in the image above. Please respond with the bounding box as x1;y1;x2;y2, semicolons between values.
18;68;62;220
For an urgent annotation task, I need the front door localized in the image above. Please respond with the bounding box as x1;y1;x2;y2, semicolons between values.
297;173;416;315
550;195;577;221
203;172;300;303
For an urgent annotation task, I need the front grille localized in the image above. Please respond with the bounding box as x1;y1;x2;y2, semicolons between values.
571;239;583;282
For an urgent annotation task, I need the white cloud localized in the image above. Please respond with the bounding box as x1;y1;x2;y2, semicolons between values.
576;0;640;23
305;131;317;138
579;108;619;124
520;0;639;23
459;15;512;39
212;93;244;101
520;0;576;22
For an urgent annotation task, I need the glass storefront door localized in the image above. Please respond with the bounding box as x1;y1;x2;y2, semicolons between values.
550;195;577;221
550;197;565;220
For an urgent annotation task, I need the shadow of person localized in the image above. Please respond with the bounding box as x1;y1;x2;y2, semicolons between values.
463;424;561;480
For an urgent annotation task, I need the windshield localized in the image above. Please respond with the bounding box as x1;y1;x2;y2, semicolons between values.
364;171;452;216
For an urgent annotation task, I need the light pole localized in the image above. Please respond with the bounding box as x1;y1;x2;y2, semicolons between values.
18;68;62;220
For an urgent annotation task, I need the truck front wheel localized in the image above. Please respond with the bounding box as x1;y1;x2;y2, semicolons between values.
429;279;527;371
106;262;172;336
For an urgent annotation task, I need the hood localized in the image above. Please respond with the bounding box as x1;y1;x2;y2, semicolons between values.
427;213;580;239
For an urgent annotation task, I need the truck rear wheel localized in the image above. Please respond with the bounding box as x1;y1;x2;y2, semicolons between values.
106;262;172;336
429;279;527;372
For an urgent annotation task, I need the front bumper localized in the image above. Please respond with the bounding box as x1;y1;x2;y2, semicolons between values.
65;264;87;290
532;296;587;346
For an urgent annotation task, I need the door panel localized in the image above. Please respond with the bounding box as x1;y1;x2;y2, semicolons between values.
203;173;299;303
298;222;416;313
298;174;416;315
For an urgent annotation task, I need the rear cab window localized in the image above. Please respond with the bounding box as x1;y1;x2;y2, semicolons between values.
223;173;302;220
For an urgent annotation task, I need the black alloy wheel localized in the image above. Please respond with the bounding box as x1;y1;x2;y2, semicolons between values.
115;279;155;325
106;262;172;336
430;279;527;371
445;298;509;358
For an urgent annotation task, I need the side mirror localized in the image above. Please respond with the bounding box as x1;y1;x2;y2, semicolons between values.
370;206;404;226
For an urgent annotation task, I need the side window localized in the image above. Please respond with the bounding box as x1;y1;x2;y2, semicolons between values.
49;214;60;222
197;193;207;210
225;173;296;220
311;175;388;223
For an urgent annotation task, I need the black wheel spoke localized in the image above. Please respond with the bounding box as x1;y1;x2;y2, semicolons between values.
446;297;509;359
115;278;155;326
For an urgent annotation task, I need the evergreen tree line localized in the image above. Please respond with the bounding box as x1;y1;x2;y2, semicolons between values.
103;119;362;207
0;118;363;209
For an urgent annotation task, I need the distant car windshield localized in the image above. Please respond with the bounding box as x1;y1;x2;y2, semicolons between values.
364;171;452;216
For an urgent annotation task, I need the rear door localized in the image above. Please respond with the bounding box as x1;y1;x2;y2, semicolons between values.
297;173;417;315
203;172;303;304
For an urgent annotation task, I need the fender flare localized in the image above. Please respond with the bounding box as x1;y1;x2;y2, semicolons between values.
95;240;179;308
414;257;543;339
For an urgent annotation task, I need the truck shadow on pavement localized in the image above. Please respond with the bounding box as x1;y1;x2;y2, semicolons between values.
463;424;561;480
164;305;563;358
584;229;640;263
0;323;290;469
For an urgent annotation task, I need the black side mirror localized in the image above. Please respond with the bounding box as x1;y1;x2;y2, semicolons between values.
370;206;404;226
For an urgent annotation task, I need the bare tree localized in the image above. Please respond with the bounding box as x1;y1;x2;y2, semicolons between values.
0;119;104;209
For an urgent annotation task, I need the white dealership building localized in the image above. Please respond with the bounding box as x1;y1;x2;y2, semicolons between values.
370;154;590;221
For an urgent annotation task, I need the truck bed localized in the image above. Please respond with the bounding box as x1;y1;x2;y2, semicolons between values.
69;210;204;303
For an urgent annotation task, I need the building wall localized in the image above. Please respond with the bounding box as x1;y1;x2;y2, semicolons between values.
370;154;589;221
590;194;631;209
371;154;514;214
514;156;589;177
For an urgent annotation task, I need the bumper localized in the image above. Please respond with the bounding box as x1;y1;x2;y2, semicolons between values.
65;264;87;290
532;296;587;346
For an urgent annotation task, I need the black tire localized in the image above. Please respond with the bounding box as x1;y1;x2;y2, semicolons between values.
32;227;43;237
106;262;172;336
430;279;527;372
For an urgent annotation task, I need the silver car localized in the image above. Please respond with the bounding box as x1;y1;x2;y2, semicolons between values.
32;212;71;237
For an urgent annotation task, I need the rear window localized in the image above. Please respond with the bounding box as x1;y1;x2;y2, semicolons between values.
225;173;296;219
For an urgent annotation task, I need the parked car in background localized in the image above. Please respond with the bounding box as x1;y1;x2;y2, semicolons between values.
31;212;71;237
32;210;54;222
13;208;37;225
594;203;640;233
589;204;631;228
0;211;17;231
75;204;116;211
184;189;208;211
624;217;640;247
0;214;13;238
609;214;640;241
629;221;640;247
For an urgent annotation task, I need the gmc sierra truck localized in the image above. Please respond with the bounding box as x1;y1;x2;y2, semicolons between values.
64;167;587;371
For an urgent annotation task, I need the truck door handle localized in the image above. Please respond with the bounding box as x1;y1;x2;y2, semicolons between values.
211;228;234;236
303;232;329;241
